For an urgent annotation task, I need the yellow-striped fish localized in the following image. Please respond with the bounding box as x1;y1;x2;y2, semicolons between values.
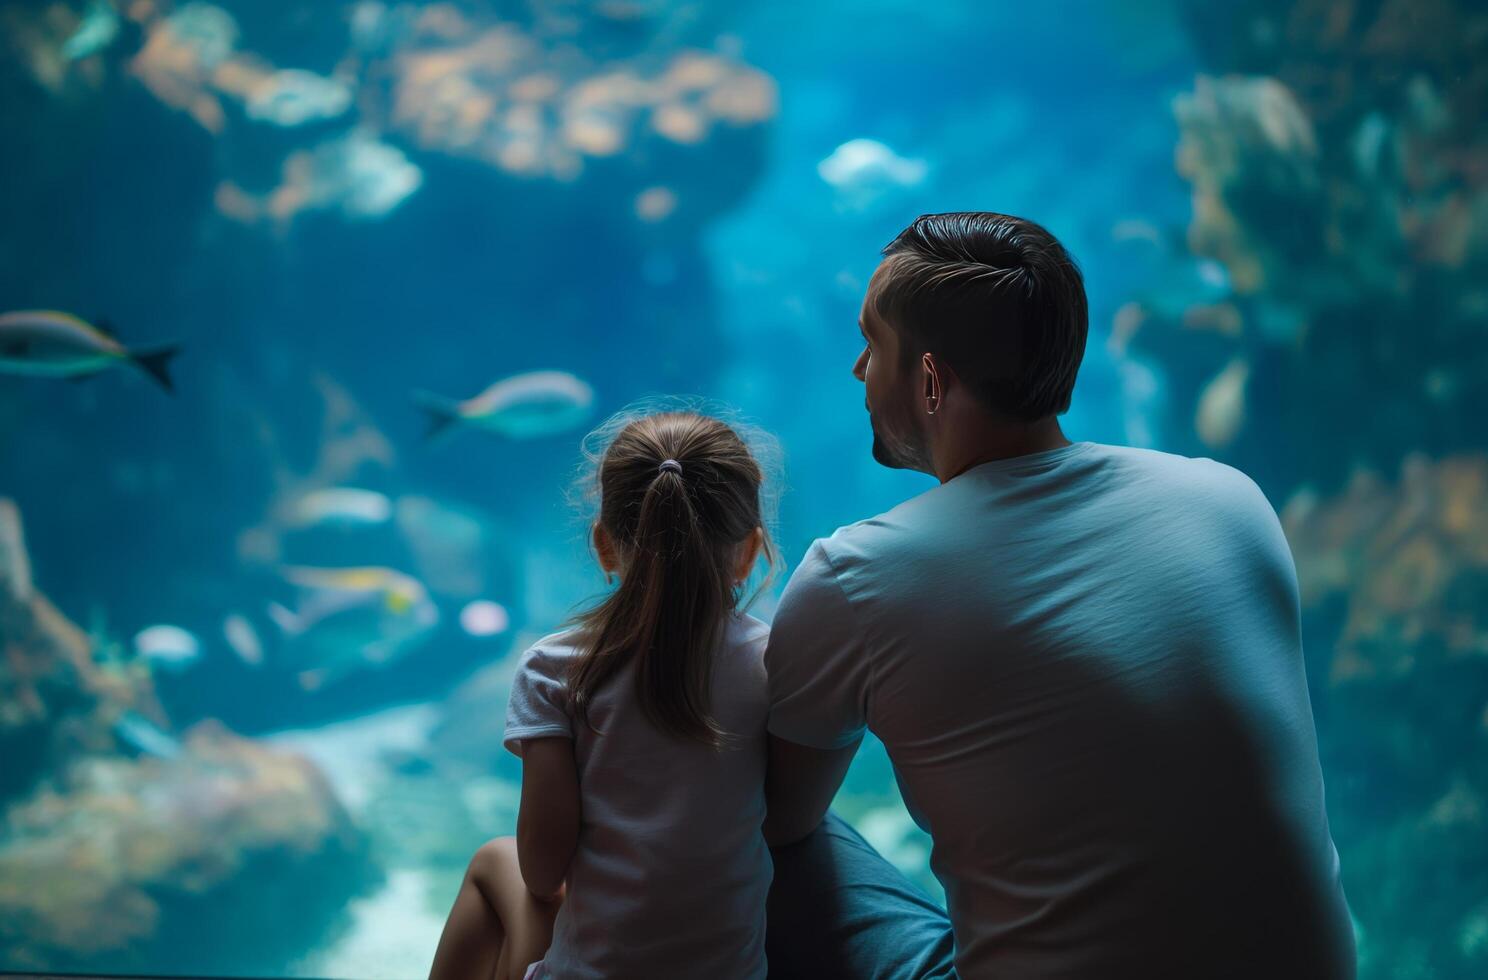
0;310;179;393
267;565;440;686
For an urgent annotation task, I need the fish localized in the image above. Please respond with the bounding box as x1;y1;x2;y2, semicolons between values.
283;486;393;530
817;139;928;212
0;310;179;393
459;599;510;637
412;370;595;442
817;139;928;191
114;711;182;759
1195;357;1249;449
133;624;201;671
61;0;121;62
244;69;353;127
268;565;439;685
222;612;264;667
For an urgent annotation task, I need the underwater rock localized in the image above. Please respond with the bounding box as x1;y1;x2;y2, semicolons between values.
1126;0;1488;494
1284;453;1488;685
225;128;425;224
0;499;378;973
70;0;776;229
1281;452;1488;980
378;14;775;188
0;499;169;799
1172;74;1323;300
128;1;242;132
0;718;376;974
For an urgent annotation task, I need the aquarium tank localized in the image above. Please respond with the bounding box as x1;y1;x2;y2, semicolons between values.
1;0;1485;977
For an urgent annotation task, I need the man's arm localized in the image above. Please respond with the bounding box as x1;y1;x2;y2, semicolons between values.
762;539;872;845
764;733;862;846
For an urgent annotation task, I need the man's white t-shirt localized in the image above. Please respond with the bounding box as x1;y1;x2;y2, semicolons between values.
766;442;1355;978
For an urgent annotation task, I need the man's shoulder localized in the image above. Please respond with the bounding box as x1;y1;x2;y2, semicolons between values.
1093;443;1272;505
809;511;912;579
1105;445;1285;551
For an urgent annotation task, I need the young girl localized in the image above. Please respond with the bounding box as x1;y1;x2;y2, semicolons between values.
429;409;778;980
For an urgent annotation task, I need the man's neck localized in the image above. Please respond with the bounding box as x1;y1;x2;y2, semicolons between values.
932;416;1072;484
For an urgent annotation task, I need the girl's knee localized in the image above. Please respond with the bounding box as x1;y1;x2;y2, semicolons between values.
469;836;518;885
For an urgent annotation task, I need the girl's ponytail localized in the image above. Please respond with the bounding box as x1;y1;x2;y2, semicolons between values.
568;412;775;746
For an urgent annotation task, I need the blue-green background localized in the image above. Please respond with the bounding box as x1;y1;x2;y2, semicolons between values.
2;1;1484;977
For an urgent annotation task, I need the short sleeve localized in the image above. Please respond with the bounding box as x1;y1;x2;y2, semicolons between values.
503;643;574;757
764;539;871;749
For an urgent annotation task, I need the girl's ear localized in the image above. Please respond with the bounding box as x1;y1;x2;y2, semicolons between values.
733;527;764;584
593;522;620;576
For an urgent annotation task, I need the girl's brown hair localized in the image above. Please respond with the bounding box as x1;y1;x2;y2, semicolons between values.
567;408;778;747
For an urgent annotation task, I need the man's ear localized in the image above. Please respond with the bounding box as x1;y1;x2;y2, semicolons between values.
922;352;943;414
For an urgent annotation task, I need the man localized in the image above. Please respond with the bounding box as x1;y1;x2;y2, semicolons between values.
762;212;1356;978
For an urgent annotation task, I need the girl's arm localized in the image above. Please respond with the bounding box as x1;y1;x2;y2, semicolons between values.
515;736;581;900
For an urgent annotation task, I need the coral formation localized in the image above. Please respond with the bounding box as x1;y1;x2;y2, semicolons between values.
0;499;376;974
1282;454;1488;979
1127;0;1488;493
0;498;168;797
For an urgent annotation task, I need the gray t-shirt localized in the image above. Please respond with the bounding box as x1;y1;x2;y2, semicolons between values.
504;614;772;980
766;442;1356;978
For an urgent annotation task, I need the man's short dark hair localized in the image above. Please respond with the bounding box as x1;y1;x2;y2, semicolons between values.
870;211;1088;421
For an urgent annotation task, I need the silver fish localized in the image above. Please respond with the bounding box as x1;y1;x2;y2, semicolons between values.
412;370;594;442
114;711;182;759
0;310;179;392
61;1;121;62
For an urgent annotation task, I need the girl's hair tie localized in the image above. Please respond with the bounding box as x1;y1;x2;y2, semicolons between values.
658;458;683;476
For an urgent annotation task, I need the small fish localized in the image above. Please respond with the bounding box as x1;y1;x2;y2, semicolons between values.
61;0;121;62
114;711;182;759
413;370;595;442
1110;218;1165;247
0;310;179;392
268;565;439;685
222;612;264;667
134;624;201;671
459;599;509;637
1195;357;1249;449
244;69;353;127
283;486;392;530
817;139;928;192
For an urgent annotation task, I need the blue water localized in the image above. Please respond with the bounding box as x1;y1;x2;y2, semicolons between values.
2;1;1481;977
